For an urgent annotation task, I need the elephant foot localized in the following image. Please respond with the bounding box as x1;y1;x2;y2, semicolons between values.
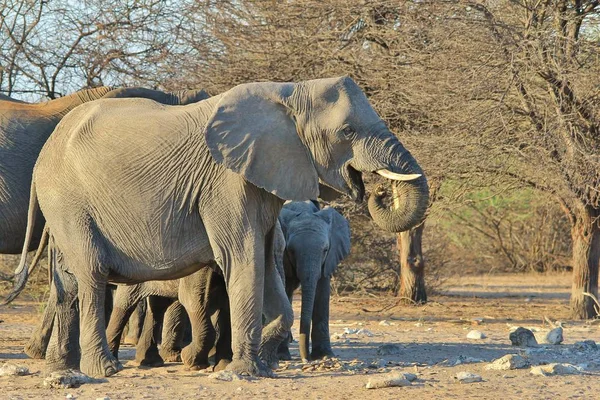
159;349;181;363
136;352;165;368
214;359;231;372
226;358;273;378
24;339;47;359
310;344;335;360
181;345;210;370
276;343;292;361
81;353;123;378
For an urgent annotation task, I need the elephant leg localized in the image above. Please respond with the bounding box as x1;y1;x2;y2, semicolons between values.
212;273;232;371
135;296;171;367
77;274;121;377
179;270;215;370
310;277;334;360
277;282;297;361
106;285;142;359
259;227;294;369
159;300;185;363
24;281;57;359
45;244;80;372
124;300;146;345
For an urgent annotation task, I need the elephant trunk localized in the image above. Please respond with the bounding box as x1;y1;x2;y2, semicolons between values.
298;278;317;362
367;148;429;233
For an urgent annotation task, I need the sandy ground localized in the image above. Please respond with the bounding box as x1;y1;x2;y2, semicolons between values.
1;272;599;399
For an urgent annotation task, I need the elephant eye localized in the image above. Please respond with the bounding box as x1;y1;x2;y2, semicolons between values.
340;126;355;139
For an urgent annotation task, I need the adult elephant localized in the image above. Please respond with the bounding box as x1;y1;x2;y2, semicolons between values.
7;76;429;378
277;201;350;362
0;87;210;255
3;88;210;359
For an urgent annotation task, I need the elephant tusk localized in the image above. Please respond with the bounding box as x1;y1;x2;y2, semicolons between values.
376;169;422;181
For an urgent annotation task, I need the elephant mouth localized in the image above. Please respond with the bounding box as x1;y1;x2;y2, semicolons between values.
346;165;364;203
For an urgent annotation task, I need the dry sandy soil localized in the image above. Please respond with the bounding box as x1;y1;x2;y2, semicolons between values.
1;273;599;399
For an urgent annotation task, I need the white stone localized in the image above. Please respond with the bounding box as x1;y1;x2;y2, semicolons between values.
530;363;582;376
456;371;483;383
535;327;563;345
365;372;413;389
485;354;529;370
0;363;29;376
379;320;391;326
43;370;96;388
466;330;486;339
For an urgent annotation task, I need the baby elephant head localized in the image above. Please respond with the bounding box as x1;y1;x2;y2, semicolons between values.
279;201;351;361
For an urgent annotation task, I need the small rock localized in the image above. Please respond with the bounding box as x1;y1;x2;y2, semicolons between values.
0;362;29;376
365;372;413;389
401;372;418;382
356;328;374;337
95;397;110;400
455;371;483;383
466;330;486;340
485;354;529;370
65;394;75;399
452;355;483;366
573;340;597;351
414;322;423;327
208;370;244;382
535;327;563;345
43;370;99;388
509;327;538;347
530;363;582;376
379;320;390;326
377;344;402;356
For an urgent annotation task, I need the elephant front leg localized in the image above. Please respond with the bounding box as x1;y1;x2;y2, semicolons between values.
277;281;297;361
222;246;271;376
260;230;294;369
25;281;57;359
309;277;335;360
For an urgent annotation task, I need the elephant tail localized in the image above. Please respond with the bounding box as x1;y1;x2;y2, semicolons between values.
3;182;42;305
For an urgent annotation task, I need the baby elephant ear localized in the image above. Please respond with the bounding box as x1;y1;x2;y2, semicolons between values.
204;82;319;201
319;207;351;278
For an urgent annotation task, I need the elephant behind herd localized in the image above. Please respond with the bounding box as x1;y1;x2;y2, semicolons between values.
1;76;428;378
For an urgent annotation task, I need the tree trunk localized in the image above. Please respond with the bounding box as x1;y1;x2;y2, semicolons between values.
393;183;427;304
397;223;427;303
570;205;600;319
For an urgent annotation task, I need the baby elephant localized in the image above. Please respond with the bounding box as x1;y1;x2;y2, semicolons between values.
278;201;350;362
107;265;232;371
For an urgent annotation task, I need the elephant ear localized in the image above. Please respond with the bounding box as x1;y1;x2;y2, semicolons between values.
319;207;351;278
204;83;319;201
278;207;300;239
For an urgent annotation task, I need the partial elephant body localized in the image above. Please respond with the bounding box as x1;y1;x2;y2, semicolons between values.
9;77;428;378
0;87;209;255
278;201;351;362
106;265;232;371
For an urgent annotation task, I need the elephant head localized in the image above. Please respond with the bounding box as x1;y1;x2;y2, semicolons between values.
279;201;351;361
204;76;429;232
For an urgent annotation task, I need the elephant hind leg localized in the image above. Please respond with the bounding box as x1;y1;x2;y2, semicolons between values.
159;300;185;363
135;296;172;367
25;281;57;359
178;269;215;371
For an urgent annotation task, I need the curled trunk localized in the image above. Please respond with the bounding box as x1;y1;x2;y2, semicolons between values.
368;177;429;233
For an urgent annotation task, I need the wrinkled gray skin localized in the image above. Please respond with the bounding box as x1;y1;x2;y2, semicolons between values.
106;266;233;371
10;77;428;378
277;201;350;362
107;220;285;371
0;86;210;255
13;88;211;359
